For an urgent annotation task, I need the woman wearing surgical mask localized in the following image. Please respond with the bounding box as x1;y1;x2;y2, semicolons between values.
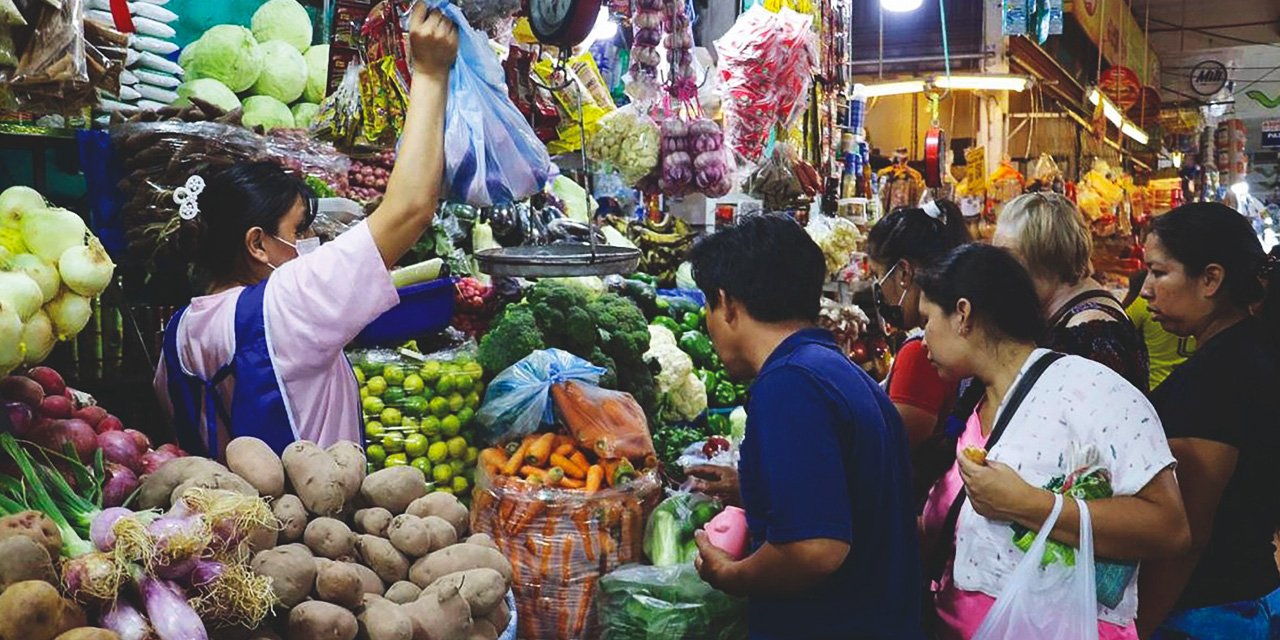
155;7;459;459
867;200;970;503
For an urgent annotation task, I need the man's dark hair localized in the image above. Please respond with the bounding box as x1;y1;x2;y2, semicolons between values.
689;213;826;323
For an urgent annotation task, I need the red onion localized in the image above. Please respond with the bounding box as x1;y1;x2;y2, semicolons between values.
91;506;135;550
123;429;150;452
27;366;66;396
99;431;143;472
5;401;33;436
101;596;153;640
136;572;208;640
140;449;179;475
97;415;124;433
72;405;107;428
102;464;140;508
40;394;74;419
0;375;44;408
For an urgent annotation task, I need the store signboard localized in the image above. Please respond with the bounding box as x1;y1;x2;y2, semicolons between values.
1262;120;1280;149
1065;0;1161;87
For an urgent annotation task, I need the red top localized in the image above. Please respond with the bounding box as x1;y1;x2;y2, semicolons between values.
887;339;956;417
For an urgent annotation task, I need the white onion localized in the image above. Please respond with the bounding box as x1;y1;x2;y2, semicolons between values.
46;289;92;341
21;310;54;365
10;253;59;303
0;302;24;370
0;271;45;322
22;207;87;262
59;237;114;298
0;186;47;229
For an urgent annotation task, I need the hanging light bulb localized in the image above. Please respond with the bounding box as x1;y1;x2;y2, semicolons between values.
881;0;923;12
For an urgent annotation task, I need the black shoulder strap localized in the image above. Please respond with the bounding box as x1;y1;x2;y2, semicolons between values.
927;351;1066;581
1046;290;1122;329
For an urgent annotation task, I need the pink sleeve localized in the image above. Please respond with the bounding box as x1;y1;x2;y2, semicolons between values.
264;221;400;376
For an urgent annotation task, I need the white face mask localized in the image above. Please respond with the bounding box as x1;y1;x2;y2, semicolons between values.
267;235;320;271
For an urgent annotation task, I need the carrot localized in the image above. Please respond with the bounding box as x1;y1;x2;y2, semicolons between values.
520;466;547;483
571;509;596;562
570;451;589;472
498;493;517;523
539;508;556;578
561;536;574;583
544;466;566;488
525;432;556;466
550;453;586;479
510;499;545;536
585;464;604;494
559;477;585;489
553;442;576;457
574;576;597;635
479;447;507;475
502;438;533;475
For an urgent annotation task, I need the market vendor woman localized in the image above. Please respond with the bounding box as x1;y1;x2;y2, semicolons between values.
154;7;459;459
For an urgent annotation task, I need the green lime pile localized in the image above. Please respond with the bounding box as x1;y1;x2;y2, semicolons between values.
354;355;485;497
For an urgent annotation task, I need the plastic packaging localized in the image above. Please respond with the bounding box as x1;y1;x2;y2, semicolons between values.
476;349;607;443
972;495;1099;640
643;491;722;566
407;0;551;206
587;103;660;185
11;0;90;107
746;142;804;210
551;380;655;462
597;563;748;640
471;468;663;640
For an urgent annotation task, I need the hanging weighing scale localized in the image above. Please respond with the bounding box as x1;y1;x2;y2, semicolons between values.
922;94;946;188
475;2;641;278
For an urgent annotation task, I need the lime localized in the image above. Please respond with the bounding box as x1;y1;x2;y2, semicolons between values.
383;387;405;405
443;362;462;375
433;486;455;495
440;415;461;438
465;446;479;464
362;395;386;416
447;393;465;414
449;459;466;475
462;362;483;379
419;361;443;384
453;374;474;394
411;456;432;475
421;416;442;438
464;392;481;411
403;374;425;395
402;416;419;430
446;436;468;460
364;420;386;440
401;395;429;417
366;376;388;397
382;432;405;453
457;407;475;426
451;476;470;494
430;396;450;418
366;444;387;465
360;386;369;399
432;463;454;484
354;367;367;385
427;441;449;464
385;453;408;467
436;375;456;396
420;386;436;401
380;407;403;427
383;365;406;386
405;433;429;458
360;360;384;378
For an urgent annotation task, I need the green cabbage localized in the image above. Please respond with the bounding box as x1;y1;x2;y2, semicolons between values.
180;25;263;93
302;44;330;103
251;40;307;103
291;102;320;129
174;78;242;112
242;95;295;131
251;0;312;53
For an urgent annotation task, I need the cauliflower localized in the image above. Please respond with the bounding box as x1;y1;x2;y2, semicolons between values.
669;371;708;422
645;325;692;392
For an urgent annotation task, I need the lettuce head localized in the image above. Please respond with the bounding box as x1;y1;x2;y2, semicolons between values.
302;44;330;103
251;0;313;53
251;40;307;103
180;25;263;93
242;95;295;131
174;78;242;113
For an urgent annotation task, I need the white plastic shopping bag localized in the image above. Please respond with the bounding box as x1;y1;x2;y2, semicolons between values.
972;494;1099;640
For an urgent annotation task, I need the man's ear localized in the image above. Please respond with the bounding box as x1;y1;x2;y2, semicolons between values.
720;290;740;326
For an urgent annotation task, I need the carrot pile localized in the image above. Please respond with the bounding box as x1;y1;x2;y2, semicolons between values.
478;432;651;494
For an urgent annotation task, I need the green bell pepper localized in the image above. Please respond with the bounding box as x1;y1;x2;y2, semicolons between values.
713;381;738;408
652;316;683;336
680;311;701;333
707;412;731;436
665;297;701;320
696;368;719;392
679;331;716;369
630;272;658;286
734;383;749;404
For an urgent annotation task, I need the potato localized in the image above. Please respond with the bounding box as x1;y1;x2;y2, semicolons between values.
408;545;512;589
401;583;472;640
463;534;497;552
383;581;421;605
357;595;413;640
288;601;357;640
273;495;308;543
387;515;434;558
356;535;409;584
248;524;279;554
481;600;509;635
405;493;468;537
423;517;458;551
327;441;367;506
227;437;286;499
468;620;498;640
0;511;61;558
349;562;385;596
252;544;317;608
354;508;393;538
422;569;506;616
282;441;347;517
0;535;55;590
52;630;122;640
0;581;83;640
136;457;226;509
360;468;427;515
305;518;357;560
170;470;258;506
316;561;364;610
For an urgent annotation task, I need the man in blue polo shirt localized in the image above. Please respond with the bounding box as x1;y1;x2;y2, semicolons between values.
689;214;923;640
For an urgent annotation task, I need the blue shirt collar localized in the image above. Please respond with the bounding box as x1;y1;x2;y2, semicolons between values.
757;327;839;378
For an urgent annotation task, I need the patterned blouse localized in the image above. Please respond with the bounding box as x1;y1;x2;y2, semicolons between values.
1044;293;1150;394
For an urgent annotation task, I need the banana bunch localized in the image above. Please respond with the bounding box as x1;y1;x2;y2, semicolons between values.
628;214;697;287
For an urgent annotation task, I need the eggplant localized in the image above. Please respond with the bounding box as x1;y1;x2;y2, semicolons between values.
540;204;567;224
488;203;522;246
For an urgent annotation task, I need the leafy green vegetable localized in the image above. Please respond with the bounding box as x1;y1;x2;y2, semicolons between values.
477;305;546;376
648;510;682;567
251;0;313;53
652;426;703;477
180;25;264;93
241;95;295;131
174;78;241;112
251;40;307;103
302;45;330;103
598;564;747;640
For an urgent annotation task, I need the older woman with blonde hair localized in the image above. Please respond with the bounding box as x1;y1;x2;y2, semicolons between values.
994;192;1149;391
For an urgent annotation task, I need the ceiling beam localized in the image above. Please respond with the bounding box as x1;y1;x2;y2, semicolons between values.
1149;19;1280;34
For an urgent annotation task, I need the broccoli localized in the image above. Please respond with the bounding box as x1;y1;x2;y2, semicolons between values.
477;304;546;376
590;293;651;363
527;281;598;357
589;347;619;388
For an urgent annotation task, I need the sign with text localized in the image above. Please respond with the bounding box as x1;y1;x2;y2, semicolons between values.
1262;120;1280;149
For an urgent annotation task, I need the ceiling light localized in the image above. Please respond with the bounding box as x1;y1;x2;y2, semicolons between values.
1120;121;1149;145
931;75;1029;91
1231;181;1249;196
855;80;926;97
880;0;923;11
1088;89;1123;127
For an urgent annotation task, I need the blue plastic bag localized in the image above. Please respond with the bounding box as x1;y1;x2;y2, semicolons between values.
406;0;551;206
476;349;606;442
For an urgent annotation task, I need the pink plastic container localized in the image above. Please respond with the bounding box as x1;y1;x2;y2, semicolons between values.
704;506;749;560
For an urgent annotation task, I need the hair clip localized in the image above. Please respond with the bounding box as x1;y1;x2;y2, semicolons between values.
173;175;206;221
